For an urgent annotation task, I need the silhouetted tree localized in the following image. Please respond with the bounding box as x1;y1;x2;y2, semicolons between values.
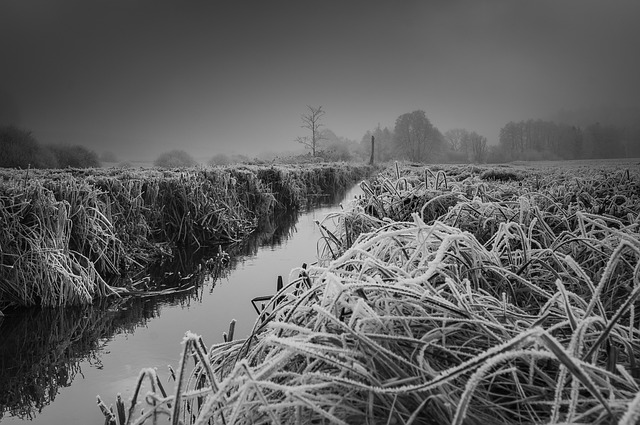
499;121;522;158
361;125;394;162
499;119;586;160
295;105;326;157
393;110;444;162
0;125;57;168
444;128;470;152
444;128;475;162
47;144;100;168
468;132;487;163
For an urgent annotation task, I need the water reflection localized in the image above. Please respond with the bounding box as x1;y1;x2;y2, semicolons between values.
0;299;158;420
0;188;348;421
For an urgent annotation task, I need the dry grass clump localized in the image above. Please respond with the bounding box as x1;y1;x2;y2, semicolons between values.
253;163;371;209
0;182;118;307
98;212;640;424
480;168;524;182
98;161;640;424
357;163;461;223
0;164;371;309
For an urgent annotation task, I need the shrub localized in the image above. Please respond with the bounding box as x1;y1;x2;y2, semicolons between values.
209;153;231;166
47;144;101;168
0;125;58;168
154;150;198;168
318;141;353;162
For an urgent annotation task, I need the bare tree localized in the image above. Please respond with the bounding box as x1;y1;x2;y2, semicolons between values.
295;105;326;157
444;128;470;152
468;132;487;163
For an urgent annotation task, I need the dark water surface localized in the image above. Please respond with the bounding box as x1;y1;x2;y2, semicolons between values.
0;185;363;424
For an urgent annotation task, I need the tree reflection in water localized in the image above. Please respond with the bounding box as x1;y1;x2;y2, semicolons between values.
0;298;165;420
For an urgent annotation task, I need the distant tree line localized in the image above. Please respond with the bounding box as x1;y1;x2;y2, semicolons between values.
5;107;636;171
0;125;100;169
360;110;485;164
294;105;640;165
358;113;639;165
498;119;639;161
443;128;488;163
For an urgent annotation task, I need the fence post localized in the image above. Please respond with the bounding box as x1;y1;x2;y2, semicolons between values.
369;135;375;165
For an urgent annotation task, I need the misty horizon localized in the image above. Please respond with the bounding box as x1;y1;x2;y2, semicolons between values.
1;1;639;163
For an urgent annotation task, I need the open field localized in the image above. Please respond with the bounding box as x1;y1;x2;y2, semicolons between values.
97;158;640;424
0;163;372;310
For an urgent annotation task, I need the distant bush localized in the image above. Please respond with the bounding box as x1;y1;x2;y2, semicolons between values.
154;150;197;168
47;144;101;168
0;125;58;168
0;126;101;169
318;141;353;162
207;153;257;166
209;153;231;166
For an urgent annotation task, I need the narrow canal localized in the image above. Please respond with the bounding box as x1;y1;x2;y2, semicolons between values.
0;185;363;424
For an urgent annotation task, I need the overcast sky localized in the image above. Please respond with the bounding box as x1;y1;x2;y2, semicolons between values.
1;0;639;162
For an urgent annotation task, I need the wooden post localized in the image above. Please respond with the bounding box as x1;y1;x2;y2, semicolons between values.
369;135;375;165
277;275;283;292
227;319;236;342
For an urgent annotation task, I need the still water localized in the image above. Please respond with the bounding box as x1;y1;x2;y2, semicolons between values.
0;185;362;424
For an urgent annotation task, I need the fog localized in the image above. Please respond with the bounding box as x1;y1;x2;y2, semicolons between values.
1;0;639;162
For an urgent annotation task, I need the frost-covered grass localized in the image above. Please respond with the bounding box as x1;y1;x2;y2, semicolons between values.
99;159;640;424
0;163;371;309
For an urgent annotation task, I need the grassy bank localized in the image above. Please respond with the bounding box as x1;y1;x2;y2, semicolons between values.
99;159;640;424
0;163;372;310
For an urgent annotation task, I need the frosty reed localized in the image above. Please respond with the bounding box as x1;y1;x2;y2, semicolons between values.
0;163;371;310
98;159;640;424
